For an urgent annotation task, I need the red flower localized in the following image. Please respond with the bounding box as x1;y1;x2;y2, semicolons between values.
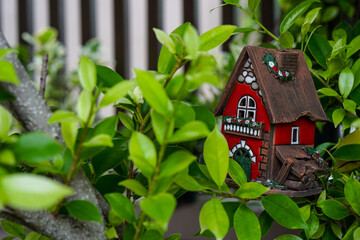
315;153;320;158
240;120;245;123
283;72;286;77
272;66;278;72
232;119;236;122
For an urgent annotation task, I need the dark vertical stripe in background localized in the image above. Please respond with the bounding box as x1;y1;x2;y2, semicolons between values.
183;0;197;28
114;0;129;78
49;0;65;43
148;0;162;70
261;0;274;43
222;4;235;51
81;0;96;45
18;0;34;45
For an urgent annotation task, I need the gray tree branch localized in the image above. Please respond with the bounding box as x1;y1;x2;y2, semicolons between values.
0;30;108;240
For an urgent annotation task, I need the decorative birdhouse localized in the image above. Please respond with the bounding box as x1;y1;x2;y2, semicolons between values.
214;46;329;196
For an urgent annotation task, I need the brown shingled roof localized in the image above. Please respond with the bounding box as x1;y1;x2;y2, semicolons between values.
214;46;328;124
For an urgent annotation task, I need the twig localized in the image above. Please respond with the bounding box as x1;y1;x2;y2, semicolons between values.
39;52;49;99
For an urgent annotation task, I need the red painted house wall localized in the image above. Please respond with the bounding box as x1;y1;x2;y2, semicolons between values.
222;83;270;180
274;117;315;145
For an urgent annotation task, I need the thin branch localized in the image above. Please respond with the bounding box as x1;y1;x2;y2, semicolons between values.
39;52;49;99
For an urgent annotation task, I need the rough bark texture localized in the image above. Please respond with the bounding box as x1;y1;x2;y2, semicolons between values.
0;30;108;240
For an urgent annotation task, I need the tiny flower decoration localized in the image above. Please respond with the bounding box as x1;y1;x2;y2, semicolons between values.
262;53;292;82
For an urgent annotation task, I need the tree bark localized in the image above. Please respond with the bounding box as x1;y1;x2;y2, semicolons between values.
0;30;107;240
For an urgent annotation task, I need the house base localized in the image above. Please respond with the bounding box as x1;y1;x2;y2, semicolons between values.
225;178;323;197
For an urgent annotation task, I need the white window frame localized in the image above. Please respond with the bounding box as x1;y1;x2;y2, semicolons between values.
237;95;256;121
291;126;299;144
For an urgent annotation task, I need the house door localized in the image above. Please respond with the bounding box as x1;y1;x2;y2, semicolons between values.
233;148;251;181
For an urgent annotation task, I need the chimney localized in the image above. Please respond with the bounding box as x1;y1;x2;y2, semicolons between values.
275;51;299;75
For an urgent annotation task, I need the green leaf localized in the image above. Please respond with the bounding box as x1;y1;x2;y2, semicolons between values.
332;108;346;128
0;106;12;140
175;173;204;191
105;227;119;239
333;144;360;161
61;120;78;153
346;35;360;59
275;235;302;240
0;60;19;84
129;132;157;178
317;199;349;220
311;223;326;239
174;102;196;128
248;0;261;13
118;112;134;130
300;204;311;222
280;0;319;33
0;49;16;58
224;0;240;6
105;193;135;223
165;233;181;240
48;110;78;124
99;80;136;108
168;121;209;143
233;27;259;34
139;230;162;240
135;69;172;116
339;67;354;98
140;193;176;224
153;28;176;54
199;198;229;239
344;176;360;215
354;227;360;240
76;90;93;124
159;150;196;178
83;134;113;148
119;179;148;196
186;73;220;91
234;204;261;240
279;31;294;49
343;99;357;113
193;106;216;131
12;132;63;163
318;88;340;97
78;56;96;92
96;65;124;90
92;138;129;180
258;211;273;237
184;24;199;58
151;110;174;144
308;33;332;69
203;127;228;189
65;200;102;222
330;222;343;239
305;212;319;238
304;7;321;24
0;219;25;239
158;23;189;74
321;6;339;22
236;182;269;199
261;194;307;229
0;85;15;103
199;25;237;51
24;232;50;240
1;173;73;210
228;158;247;186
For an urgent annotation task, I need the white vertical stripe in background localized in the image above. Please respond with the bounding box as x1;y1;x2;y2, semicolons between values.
95;0;115;69
163;0;183;34
198;0;221;50
129;0;148;77
33;0;49;34
64;0;81;71
0;0;19;47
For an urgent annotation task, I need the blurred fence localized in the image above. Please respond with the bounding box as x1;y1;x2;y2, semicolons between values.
0;0;276;79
